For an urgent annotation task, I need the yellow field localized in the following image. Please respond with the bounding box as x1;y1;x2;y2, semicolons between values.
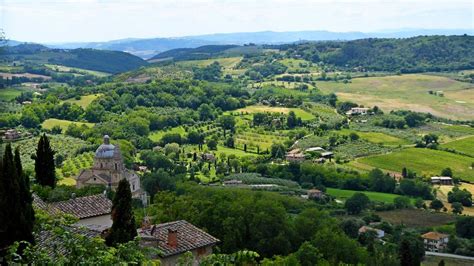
436;183;474;216
42;118;94;131
63;94;102;109
318;74;474;120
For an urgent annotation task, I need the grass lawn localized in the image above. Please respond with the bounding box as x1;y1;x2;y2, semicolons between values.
376;209;455;228
337;129;411;146
63;94;102;109
317;74;474;120
356;148;474;181
0;87;25;101
231;105;315;121
326;188;402;203
442;135;474;157
57;177;76;186
148;126;186;142
41;118;94;131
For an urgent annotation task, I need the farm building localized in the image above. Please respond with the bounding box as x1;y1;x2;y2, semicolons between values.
76;135;142;198
138;220;220;266
307;189;324;199
286;149;305;162
3;128;20;140
430;176;453;185
305;147;325;152
346;107;370;116
201;153;216;162
421;232;449;252
320;151;334;160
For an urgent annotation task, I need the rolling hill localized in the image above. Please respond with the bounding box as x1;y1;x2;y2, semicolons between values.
3;44;148;74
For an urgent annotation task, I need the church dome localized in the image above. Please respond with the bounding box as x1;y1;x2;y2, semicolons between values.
95;135;116;159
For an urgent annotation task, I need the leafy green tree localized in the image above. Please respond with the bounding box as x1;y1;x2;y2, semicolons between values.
187;131;204;144
207;139;217;150
394;196;411;209
441;167;453;177
429;199;444;211
345;192;370;214
455;216;474;239
219;115;236;132
32;134;56;188
369;168;395;193
105;179;137;246
398;234;424;266
270;143;286;159
451;202;463;215
287;111;298;128
340;218;364;238
295;242;325;266
448;187;472;207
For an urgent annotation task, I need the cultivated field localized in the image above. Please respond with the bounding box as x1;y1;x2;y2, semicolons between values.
148;126;186;142
376;209;455;228
176;57;244;75
442;136;474;157
317;74;474;120
63;94;102;108
337;129;411;146
41;118;94;131
326;188;403;203
231;105;315;121
355;148;474;181
0;87;26;101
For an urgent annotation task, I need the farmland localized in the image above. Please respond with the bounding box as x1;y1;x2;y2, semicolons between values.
176;57;244;75
326;188;403;203
41;118;94;131
0;87;26;101
231;105;315;121
318;74;474;120
442;135;474;157
148;126;186;142
337;129;411;146
355;148;474;181
376;209;455;228
63;93;102;108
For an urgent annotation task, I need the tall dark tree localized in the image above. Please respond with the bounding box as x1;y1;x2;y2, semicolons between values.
106;179;137;246
398;234;425;266
0;144;34;255
32;134;56;188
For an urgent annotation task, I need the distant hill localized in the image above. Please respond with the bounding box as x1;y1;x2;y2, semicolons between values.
36;29;473;59
149;45;240;61
3;44;148;74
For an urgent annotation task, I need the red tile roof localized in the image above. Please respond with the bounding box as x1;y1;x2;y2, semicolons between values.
138;220;220;257
421;231;449;240
51;194;112;219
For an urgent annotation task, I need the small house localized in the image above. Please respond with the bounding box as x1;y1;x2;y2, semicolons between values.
358;226;385;239
320;151;334;160
430;176;453;186
51;194;113;228
4;129;20;140
421;232;449;252
138;220;220;266
286;149;306;162
305;147;325;153
346;107;370;116
307;189;324;199
201;153;216;162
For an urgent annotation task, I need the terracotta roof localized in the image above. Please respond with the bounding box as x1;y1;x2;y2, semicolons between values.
51;194;112;219
421;231;449;240
138;220;220;258
36;225;102;258
32;194;62;215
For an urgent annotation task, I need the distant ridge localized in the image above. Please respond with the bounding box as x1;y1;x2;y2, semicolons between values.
11;29;474;59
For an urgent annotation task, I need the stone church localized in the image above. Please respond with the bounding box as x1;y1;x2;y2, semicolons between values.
76;135;141;198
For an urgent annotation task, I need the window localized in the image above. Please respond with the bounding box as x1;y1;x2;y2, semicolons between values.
100;163;103;168
115;163;118;170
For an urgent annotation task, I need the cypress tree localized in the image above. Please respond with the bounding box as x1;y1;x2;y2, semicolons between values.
105;179;137;246
15;147;35;245
33;134;56;188
0;144;33;255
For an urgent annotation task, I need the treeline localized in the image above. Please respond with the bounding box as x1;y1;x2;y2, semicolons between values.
281;35;474;72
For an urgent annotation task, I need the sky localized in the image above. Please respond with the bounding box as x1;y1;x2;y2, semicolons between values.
1;0;473;43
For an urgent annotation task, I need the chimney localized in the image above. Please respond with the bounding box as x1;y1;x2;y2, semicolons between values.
167;228;178;249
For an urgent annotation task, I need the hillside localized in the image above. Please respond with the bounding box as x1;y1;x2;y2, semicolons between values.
3;44;148;74
149;45;240;61
283;35;474;72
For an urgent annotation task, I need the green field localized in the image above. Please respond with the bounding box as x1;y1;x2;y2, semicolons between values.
356;148;474;181
41;118;94;131
338;129;411;146
318;74;474;120
148;126;186;142
0;87;25;101
175;57;244;75
231;105;315;121
442;136;474;157
234;130;288;152
45;64;110;77
326;188;403;203
278;58;319;73
63;94;102;108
